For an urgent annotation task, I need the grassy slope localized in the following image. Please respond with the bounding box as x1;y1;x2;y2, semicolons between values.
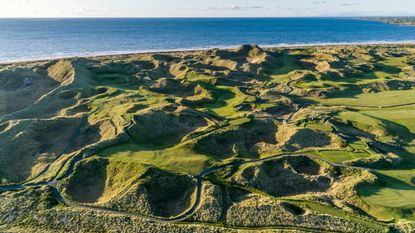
4;45;415;230
312;95;415;221
98;143;210;175
315;90;415;107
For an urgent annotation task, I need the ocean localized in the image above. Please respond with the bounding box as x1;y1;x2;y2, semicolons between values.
1;17;415;62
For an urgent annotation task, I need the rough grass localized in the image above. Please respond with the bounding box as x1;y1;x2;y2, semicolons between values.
128;108;208;147
62;156;148;203
97;143;210;175
61;156;197;218
276;125;338;152
0;117;83;183
4;45;415;229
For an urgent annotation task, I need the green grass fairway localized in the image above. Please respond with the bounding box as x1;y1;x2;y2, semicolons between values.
97;143;210;175
358;172;415;221
314;89;415;107
5;45;415;231
209;86;255;118
317;149;372;163
362;107;415;135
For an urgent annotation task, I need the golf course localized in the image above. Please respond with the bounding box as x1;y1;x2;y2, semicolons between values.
1;44;415;232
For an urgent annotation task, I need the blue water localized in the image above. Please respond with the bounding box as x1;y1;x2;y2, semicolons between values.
1;18;415;62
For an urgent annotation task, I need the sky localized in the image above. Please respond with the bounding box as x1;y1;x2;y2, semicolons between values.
0;0;414;18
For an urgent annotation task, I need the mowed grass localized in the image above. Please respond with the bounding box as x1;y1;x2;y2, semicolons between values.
335;106;415;220
335;110;394;141
210;86;255;117
358;172;415;221
5;46;415;227
294;200;388;231
338;111;383;126
317;149;371;163
337;107;415;221
294;58;403;90
193;85;255;118
97;143;211;175
294;69;391;89
360;185;415;208
314;89;415;107
362;107;415;135
381;57;408;69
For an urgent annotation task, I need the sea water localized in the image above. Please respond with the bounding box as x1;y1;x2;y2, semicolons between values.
1;17;415;62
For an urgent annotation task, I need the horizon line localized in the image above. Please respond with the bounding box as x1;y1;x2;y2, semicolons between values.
0;15;414;19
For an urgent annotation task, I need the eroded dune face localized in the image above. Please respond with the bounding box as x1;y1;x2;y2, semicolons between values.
47;60;75;84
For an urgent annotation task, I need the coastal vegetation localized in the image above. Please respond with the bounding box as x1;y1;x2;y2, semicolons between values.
362;17;415;26
1;44;415;232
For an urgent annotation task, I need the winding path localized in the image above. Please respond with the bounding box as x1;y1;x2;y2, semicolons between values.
0;84;374;223
24;117;88;185
0;152;371;223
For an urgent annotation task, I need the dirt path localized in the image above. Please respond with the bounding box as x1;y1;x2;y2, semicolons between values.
0;96;374;223
0;152;372;223
0;82;379;224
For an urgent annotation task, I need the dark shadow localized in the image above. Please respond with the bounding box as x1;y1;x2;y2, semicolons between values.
358;172;415;198
373;62;401;74
282;202;306;215
363;114;415;145
183;81;235;112
143;170;196;217
194;120;277;160
65;158;108;203
128;110;208;148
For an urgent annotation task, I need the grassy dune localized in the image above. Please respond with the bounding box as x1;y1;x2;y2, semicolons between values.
2;44;415;231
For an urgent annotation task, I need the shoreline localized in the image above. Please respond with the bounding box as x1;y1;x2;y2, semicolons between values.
1;40;415;65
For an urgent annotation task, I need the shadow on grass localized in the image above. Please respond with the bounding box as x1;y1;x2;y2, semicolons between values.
358;172;415;199
364;114;415;145
93;72;143;90
268;50;304;76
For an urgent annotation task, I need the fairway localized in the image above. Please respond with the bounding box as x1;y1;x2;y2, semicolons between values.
98;143;211;175
317;149;372;163
3;44;415;232
360;185;415;208
363;108;415;134
314;89;415;107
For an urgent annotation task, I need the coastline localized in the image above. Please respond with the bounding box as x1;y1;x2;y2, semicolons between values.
359;17;415;27
1;40;415;65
